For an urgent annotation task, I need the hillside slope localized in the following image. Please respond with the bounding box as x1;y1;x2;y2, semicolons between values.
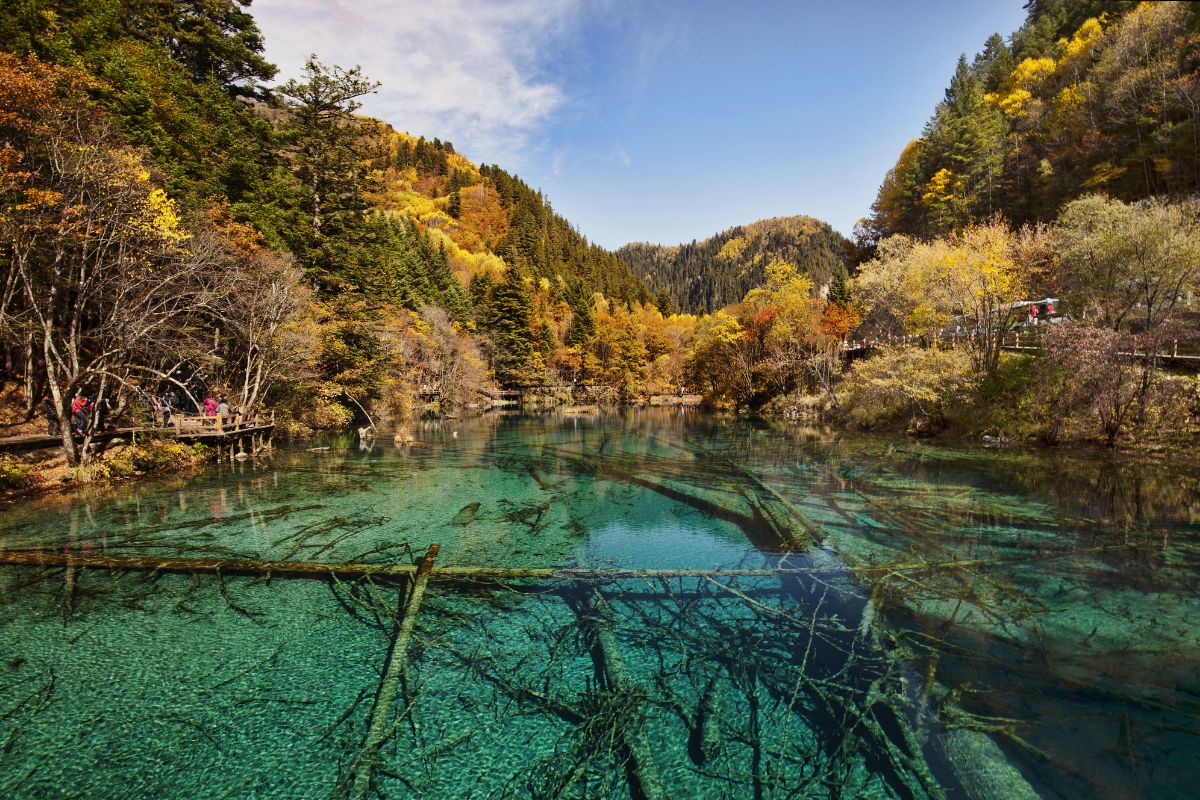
363;129;648;305
618;216;848;314
0;1;646;309
0;0;669;432
866;0;1200;240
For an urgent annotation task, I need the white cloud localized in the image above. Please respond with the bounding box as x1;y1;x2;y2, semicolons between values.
625;8;685;102
251;0;585;165
603;144;631;168
551;146;569;176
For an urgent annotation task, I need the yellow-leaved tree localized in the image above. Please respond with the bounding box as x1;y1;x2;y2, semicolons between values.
854;219;1026;376
684;310;753;407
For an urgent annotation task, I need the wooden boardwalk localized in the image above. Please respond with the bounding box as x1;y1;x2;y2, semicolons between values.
839;334;1200;369
0;417;275;455
999;338;1200;366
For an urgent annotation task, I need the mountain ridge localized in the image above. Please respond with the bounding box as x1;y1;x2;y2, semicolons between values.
617;214;849;314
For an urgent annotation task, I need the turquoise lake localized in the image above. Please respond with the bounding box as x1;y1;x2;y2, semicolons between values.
0;408;1197;799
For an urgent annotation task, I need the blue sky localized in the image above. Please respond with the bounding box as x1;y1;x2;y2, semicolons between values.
251;0;1028;248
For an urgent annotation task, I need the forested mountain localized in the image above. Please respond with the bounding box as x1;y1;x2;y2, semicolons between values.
618;216;849;314
2;0;1196;468
0;0;668;459
361;135;648;307
0;1;647;305
865;0;1200;242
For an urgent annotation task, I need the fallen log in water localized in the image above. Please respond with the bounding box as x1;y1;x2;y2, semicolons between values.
936;728;1040;800
577;588;666;800
0;550;825;582
679;439;823;549
347;543;440;800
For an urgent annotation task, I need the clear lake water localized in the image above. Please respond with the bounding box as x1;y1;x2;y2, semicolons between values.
0;408;1197;799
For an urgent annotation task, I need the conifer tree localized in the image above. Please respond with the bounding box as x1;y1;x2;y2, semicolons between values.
126;0;277;95
828;263;852;305
476;271;536;386
277;57;379;238
565;283;595;346
653;287;676;315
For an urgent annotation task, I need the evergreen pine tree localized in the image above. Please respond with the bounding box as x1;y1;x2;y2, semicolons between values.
440;276;471;325
653;287;677;315
536;318;557;360
276;57;379;289
481;271;536;387
828;263;852;305
565;283;595;346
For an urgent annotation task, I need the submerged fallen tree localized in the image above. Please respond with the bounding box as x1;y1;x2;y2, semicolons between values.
573;587;666;800
346;543;440;800
0;549;827;582
1;534;1052;799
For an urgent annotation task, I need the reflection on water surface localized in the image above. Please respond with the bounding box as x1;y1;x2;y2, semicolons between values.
1;409;1197;799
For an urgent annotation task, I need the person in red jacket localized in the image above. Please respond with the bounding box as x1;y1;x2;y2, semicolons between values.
71;393;87;434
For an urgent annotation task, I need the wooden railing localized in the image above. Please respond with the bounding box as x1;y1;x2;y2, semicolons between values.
1000;332;1200;362
171;410;274;436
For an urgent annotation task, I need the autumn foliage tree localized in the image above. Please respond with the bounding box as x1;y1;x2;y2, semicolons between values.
868;3;1200;239
582;297;648;401
1054;194;1200;332
683;259;838;409
1040;193;1200;440
200;206;313;414
1037;322;1148;445
854;218;1026;376
0;54;236;464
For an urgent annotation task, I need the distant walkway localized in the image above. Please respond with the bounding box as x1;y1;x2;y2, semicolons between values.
998;332;1200;366
839;332;1200;369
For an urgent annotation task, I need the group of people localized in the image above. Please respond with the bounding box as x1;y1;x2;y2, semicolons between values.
154;391;234;427
43;393;111;437
43;388;237;437
204;395;232;421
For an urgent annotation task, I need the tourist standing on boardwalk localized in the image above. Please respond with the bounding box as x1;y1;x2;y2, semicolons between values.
44;396;60;436
71;394;87;434
162;390;177;427
96;396;111;431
